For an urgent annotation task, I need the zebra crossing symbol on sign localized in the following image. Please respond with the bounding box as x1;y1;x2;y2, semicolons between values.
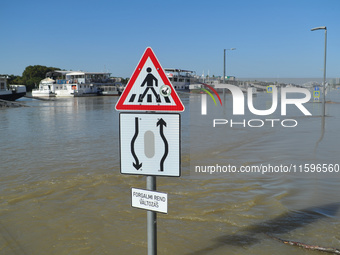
115;47;185;112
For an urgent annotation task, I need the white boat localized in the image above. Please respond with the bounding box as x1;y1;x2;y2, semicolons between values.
0;76;26;101
31;77;56;97
164;68;197;91
32;71;121;97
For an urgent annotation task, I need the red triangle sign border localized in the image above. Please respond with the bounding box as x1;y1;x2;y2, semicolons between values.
115;47;185;112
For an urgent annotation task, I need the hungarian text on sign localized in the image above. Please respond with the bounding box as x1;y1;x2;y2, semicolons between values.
131;188;168;214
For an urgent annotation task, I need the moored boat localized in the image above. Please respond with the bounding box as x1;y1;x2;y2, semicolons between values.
32;71;122;97
0;76;26;101
31;77;56;97
164;68;197;91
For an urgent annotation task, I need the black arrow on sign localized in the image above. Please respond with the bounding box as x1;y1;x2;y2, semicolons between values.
157;118;168;172
131;117;142;170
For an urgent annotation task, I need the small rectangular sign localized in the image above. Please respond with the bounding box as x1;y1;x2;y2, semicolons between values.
131;188;168;214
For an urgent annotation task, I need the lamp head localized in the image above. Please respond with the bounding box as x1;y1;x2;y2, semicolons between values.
311;26;327;31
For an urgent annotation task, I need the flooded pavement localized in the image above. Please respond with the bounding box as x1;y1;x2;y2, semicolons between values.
0;90;340;254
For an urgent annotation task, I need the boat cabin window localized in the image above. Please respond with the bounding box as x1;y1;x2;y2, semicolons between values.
0;82;5;90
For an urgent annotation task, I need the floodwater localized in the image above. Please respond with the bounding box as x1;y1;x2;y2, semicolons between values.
1;89;340;254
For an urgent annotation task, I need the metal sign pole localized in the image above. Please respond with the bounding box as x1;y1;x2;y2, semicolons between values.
146;176;157;255
116;48;183;255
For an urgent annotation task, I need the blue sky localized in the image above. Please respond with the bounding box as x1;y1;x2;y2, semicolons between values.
1;0;339;79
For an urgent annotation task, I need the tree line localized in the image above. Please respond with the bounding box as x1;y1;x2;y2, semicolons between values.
2;65;60;92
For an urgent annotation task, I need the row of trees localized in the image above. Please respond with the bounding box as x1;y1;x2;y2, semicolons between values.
2;65;129;91
2;65;60;91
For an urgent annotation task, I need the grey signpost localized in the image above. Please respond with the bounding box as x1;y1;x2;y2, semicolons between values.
147;176;157;254
116;47;184;255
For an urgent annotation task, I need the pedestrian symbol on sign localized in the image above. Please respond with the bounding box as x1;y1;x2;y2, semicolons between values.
314;91;320;98
128;67;171;104
138;67;161;103
266;86;273;93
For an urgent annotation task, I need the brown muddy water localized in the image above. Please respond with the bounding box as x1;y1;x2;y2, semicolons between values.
1;90;340;254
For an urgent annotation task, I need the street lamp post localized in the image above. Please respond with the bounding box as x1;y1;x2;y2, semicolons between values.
223;48;236;83
311;26;327;117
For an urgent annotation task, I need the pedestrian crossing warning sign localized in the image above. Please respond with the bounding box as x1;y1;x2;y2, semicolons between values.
115;47;185;112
